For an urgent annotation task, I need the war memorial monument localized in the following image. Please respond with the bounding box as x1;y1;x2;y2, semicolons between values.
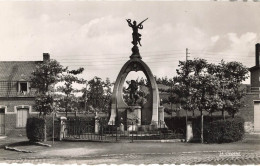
108;18;165;131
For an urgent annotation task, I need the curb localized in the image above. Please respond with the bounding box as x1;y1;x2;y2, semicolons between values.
62;139;184;143
34;142;52;147
130;139;185;143
4;141;52;153
4;146;35;153
63;139;111;143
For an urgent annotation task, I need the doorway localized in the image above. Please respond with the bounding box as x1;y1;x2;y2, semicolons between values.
0;108;5;135
254;101;260;132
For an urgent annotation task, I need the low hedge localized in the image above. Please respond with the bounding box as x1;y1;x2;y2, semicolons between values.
26;117;45;142
191;115;225;141
204;116;244;143
165;117;186;135
192;116;244;143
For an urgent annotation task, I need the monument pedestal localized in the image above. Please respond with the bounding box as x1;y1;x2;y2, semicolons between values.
127;105;141;131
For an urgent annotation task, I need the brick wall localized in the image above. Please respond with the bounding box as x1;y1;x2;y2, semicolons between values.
0;97;38;137
251;70;260;87
0;97;36;112
237;93;258;122
238;93;259;133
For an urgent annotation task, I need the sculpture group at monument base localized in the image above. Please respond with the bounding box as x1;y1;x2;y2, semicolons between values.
112;105;167;132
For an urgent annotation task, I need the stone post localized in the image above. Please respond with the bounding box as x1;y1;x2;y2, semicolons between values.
59;117;67;141
120;123;124;132
158;106;166;128
95;117;100;134
186;121;193;142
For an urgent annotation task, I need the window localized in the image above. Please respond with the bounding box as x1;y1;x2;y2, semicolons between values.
0;108;4;114
17;108;28;128
18;82;29;94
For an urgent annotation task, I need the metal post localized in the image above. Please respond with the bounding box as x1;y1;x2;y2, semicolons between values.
201;115;204;143
101;123;103;140
112;120;113;137
116;121;118;142
185;109;188;143
85;81;87;113
132;121;134;143
52;112;54;145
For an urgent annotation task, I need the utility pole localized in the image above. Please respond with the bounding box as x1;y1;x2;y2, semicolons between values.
85;81;88;113
170;79;173;111
185;48;190;143
186;48;190;61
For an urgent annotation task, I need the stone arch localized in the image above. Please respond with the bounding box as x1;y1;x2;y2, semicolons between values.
108;57;160;125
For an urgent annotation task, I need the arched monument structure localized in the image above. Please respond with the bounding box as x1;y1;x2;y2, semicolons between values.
108;18;165;128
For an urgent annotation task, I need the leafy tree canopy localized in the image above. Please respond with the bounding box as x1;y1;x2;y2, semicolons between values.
83;77;113;113
56;67;86;116
31;59;66;117
156;58;248;118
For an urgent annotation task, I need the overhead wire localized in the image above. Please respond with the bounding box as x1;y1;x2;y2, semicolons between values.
53;49;254;69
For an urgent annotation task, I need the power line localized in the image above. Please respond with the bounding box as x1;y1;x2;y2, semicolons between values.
53;49;184;58
56;52;253;62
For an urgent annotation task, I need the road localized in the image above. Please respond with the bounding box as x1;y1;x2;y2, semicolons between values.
0;134;260;164
2;151;260;165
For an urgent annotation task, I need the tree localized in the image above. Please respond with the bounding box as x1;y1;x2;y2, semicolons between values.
103;78;113;113
208;60;249;118
56;67;86;117
31;59;66;117
173;58;248;118
173;59;220;116
85;77;112;113
30;58;65;141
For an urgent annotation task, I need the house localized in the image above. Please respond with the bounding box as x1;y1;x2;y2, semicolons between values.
0;53;50;137
159;43;260;133
249;43;260;132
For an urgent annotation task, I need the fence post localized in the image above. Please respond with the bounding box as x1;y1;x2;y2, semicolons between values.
186;110;188;143
111;120;113;137
116;121;118;142
201;115;204;143
132;121;134;143
52;112;55;145
101;123;103;141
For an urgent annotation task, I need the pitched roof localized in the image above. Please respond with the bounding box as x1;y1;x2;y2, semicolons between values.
0;61;42;81
249;65;260;72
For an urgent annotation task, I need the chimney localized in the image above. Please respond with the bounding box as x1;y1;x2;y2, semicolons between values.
43;53;50;62
256;43;260;67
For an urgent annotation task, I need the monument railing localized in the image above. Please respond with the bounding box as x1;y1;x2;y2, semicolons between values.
58;118;186;142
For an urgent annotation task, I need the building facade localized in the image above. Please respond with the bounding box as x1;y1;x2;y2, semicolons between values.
0;53;50;137
249;43;260;132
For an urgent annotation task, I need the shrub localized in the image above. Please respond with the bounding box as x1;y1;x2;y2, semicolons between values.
26;117;45;142
204;116;244;143
165;117;186;135
191;115;225;141
191;116;244;143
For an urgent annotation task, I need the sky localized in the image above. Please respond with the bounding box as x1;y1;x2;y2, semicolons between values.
0;1;260;84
